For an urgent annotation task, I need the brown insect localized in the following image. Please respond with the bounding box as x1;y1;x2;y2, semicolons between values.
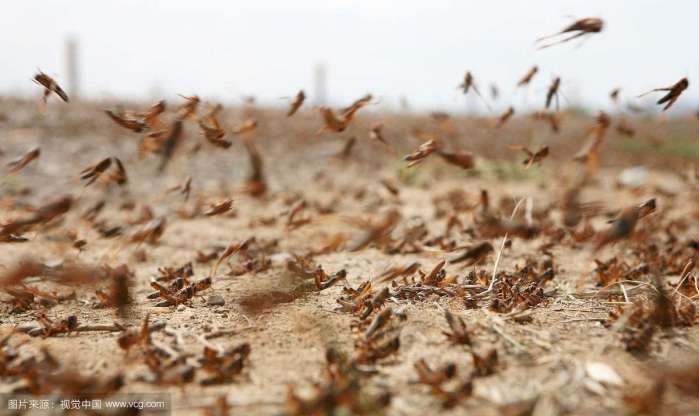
369;122;390;146
167;176;192;201
509;144;550;169
139;99;166;128
347;209;401;252
198;105;231;148
150;276;212;307
0;195;73;240
536;17;604;49
139;129;168;157
573;112;611;171
232;119;258;135
131;217;167;245
104;110;147;133
476;210;539;240
495;106;515;128
489;83;499;100
285;347;391;415
116;314;159;350
7;147;40;172
459;71;481;97
437;378;474;409
594;198;656;251
73;239;87;252
459;71;490;109
414;358;457;386
320;95;372;133
610;87;621;103
364;308;393;339
443;310;471;345
287;90;305;117
94;264;132;315
158;119;184;172
0;261;45;288
319;107;348;132
436;150;475;170
111;158;128;185
380;178;400;196
340;93;373;116
79;157;112;186
545;77;561;110
516;65;538;87
33;71;69;103
204;199;234;216
404;139;438;167
314;269;347;290
333;137;356;159
355;335;401;364
560;184;599;228
318;103;365;133
448;241;494;267
243;140;267;197
375;262;420;284
33;313;79;337
531;111;561;132
78;157;127;187
286;199;310;229
471;347;498;377
199;343;251;385
615;119;635;137
638;77;689;111
178;94;200;120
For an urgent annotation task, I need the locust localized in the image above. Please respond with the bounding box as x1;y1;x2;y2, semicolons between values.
333;137;356;159
139;99;166;128
33;71;69;103
459;71;490;109
414;358;457;386
7;147;40;173
158;119;184;172
638;77;689;111
448;242;494;267
537;17;604;49
545;77;561;110
286;89;305;117
531;111;561;132
204;199;234;216
594;198;656;251
80;157;112;186
104;110;148;133
404;139;438;167
231;119;258;135
509;144;550;169
443;310;471;345
437;150;475;169
178;94;200;120
495;106;515;128
198;104;231;148
516;65;538;87
0;196;73;240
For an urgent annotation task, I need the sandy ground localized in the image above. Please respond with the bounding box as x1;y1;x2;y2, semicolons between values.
0;99;698;415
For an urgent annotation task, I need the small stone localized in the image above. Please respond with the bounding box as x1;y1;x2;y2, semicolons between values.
618;166;648;188
207;295;225;306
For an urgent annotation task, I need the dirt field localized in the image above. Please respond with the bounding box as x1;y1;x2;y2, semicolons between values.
1;98;699;415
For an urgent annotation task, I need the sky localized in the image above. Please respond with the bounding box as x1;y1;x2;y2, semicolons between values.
1;0;697;112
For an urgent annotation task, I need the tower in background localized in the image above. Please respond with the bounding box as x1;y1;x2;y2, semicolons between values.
313;63;327;106
65;37;80;100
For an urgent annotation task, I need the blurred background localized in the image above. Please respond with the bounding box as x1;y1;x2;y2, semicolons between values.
1;0;697;112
